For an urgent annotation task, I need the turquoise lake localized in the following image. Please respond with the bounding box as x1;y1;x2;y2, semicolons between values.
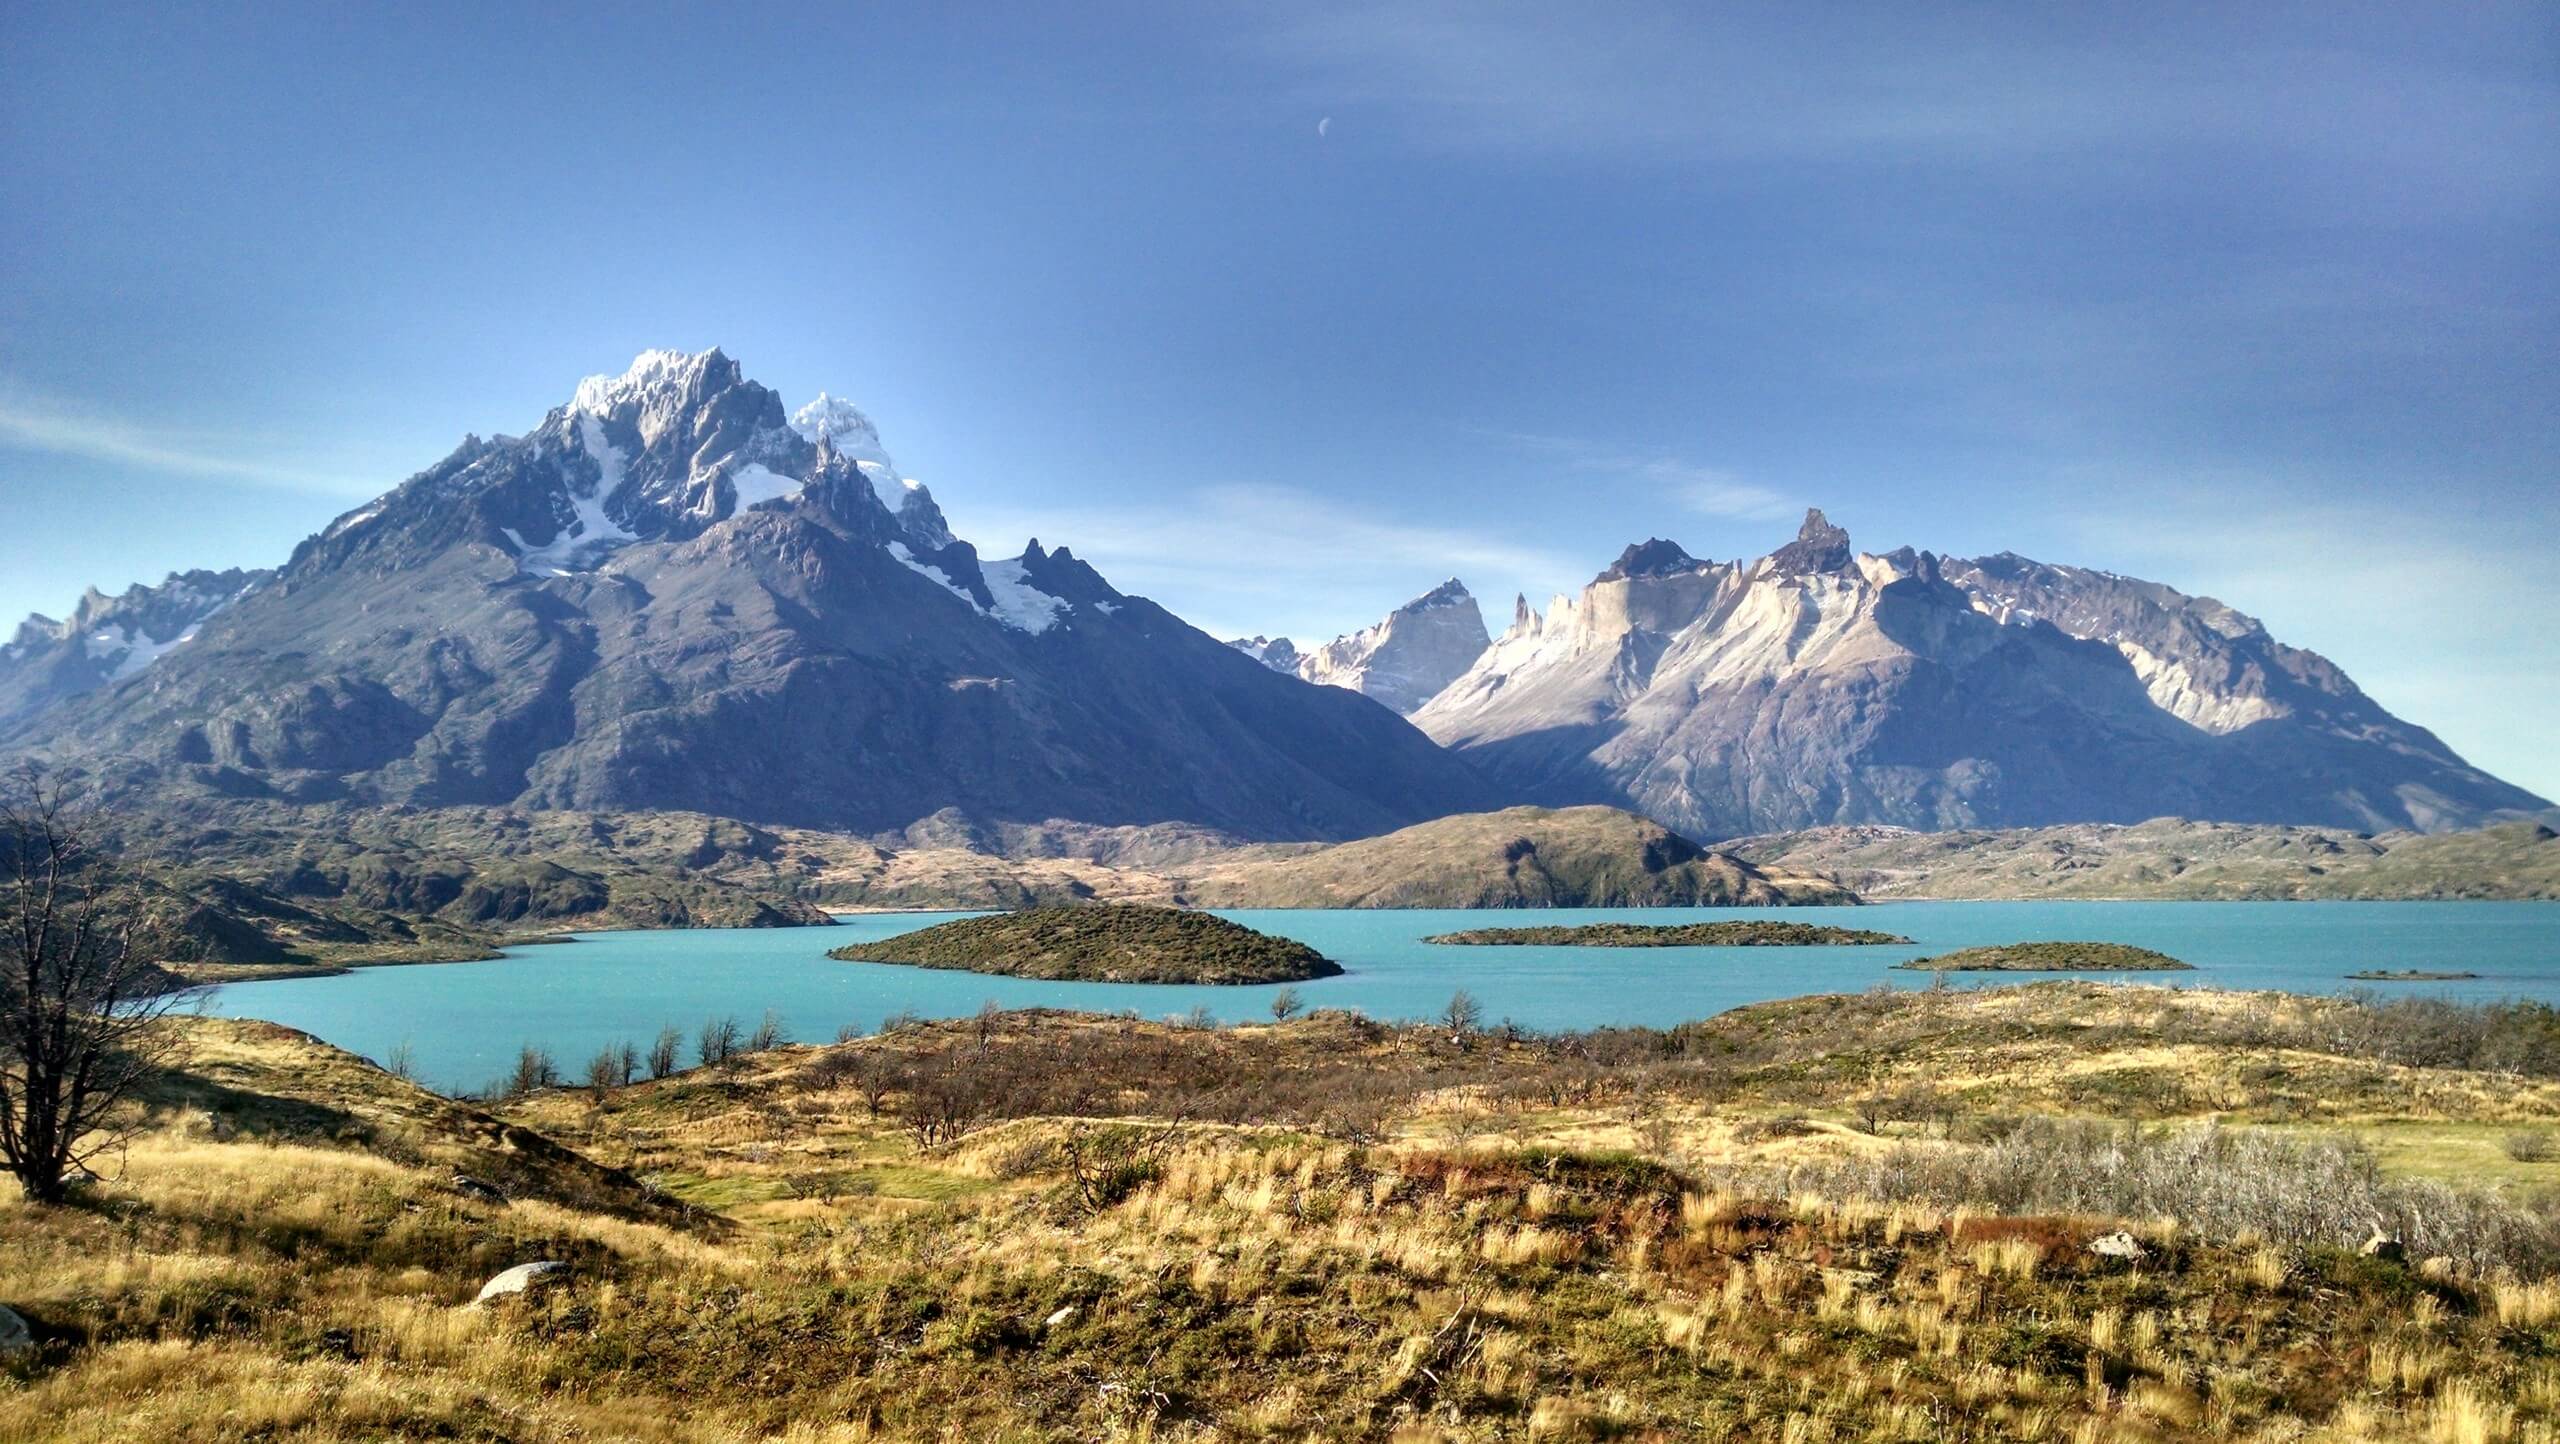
206;901;2560;1094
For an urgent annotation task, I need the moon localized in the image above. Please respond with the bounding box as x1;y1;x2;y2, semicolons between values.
1317;116;1331;139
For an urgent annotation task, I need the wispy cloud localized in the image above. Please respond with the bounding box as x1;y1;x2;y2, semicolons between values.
1253;2;2555;210
943;481;1581;641
1482;429;1799;523
0;385;373;496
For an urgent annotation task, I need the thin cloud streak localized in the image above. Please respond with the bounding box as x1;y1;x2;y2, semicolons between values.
1256;2;2556;211
0;388;374;496
944;481;1583;643
1482;429;1800;524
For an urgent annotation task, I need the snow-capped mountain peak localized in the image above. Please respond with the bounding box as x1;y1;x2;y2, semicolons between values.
790;392;889;465
0;350;1499;839
791;391;948;547
336;350;963;578
568;347;732;420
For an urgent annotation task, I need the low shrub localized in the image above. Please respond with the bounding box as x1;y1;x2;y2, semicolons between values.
1731;1116;2560;1277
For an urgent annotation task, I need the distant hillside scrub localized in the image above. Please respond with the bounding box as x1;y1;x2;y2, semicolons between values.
829;904;1341;984
1894;941;2193;971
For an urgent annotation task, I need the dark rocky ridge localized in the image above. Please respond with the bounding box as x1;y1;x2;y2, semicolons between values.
0;566;273;730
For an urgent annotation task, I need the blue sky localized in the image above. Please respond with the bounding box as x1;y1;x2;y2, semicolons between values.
3;2;2554;796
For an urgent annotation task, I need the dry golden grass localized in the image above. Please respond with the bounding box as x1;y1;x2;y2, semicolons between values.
4;1000;2559;1440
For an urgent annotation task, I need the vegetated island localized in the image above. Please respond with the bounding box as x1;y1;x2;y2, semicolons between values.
1424;920;1913;947
827;904;1343;984
2345;969;2482;981
1893;941;2195;972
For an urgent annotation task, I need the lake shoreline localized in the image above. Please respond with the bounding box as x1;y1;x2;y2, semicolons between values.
199;899;2560;1096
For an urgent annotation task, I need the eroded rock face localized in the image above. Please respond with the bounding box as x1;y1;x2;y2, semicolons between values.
1294;579;1491;715
1416;508;2548;839
3;350;1496;842
1227;635;1301;672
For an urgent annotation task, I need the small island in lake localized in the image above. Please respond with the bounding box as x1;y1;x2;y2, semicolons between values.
1424;920;1913;947
827;904;1343;984
2345;969;2482;981
1893;941;2194;972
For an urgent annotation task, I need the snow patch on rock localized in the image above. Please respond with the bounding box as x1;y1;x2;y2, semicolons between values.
727;462;803;512
512;416;638;574
981;557;1071;635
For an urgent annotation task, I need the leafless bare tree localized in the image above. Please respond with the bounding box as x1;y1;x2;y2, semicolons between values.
647;1025;682;1079
1441;989;1484;1041
1;766;188;1204
697;1015;743;1068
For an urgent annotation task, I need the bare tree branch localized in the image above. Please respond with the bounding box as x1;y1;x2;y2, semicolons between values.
1;763;188;1203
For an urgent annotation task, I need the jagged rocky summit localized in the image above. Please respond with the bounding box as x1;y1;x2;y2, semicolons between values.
0;567;271;731
1413;509;2549;839
1230;579;1492;716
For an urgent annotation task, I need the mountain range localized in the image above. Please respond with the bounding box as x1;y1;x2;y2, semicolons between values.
1406;511;2545;838
4;350;2545;851
0;350;1492;840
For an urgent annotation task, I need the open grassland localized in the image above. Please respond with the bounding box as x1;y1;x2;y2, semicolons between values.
6;984;2560;1440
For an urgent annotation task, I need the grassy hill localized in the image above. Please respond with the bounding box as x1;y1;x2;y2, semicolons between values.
7;986;2560;1440
1180;805;1856;908
99;798;1858;919
1732;816;2560;900
105;799;846;936
828;904;1343;983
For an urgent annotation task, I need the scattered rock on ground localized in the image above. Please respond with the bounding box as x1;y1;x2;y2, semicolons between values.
452;1173;507;1204
2086;1231;2148;1261
471;1261;568;1306
0;1305;33;1359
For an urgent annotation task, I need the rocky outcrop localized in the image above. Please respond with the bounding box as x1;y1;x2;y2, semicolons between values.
471;1261;568;1305
1228;635;1301;672
1294;579;1491;715
1416;509;2548;839
0;1304;32;1359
